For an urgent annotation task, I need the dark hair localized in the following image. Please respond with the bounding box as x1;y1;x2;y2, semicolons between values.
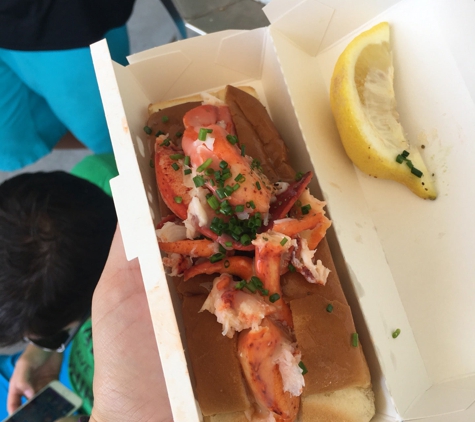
0;171;117;346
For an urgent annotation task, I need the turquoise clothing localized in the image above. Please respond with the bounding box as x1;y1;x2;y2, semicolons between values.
0;26;128;171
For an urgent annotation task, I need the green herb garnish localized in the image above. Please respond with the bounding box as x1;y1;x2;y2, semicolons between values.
298;361;308;375
198;128;213;141
197;158;213;173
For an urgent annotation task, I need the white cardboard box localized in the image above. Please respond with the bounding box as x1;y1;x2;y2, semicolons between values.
91;0;475;420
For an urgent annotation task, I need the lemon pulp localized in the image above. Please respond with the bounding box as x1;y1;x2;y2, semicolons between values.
330;22;437;200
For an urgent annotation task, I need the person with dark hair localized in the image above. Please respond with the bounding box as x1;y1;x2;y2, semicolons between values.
0;0;136;171
0;154;118;419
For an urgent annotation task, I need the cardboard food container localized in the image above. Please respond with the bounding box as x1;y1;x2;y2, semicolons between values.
91;0;475;420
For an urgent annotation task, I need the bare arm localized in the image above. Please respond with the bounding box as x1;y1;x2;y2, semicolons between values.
89;226;173;422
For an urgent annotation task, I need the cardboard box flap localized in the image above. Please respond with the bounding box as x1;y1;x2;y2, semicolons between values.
91;39;202;421
427;0;475;104
269;0;475;419
263;0;334;56
404;379;475;420
265;0;403;54
125;29;267;102
269;23;431;418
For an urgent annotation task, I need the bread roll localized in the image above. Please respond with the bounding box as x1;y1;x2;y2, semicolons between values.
150;85;375;421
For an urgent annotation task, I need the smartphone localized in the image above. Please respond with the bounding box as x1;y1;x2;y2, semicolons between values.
2;380;82;422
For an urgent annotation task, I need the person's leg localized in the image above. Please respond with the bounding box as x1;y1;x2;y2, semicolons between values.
2;26;130;158
4;48;112;155
0;52;67;171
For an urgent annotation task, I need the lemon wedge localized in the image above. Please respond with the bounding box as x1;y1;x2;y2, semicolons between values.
330;22;437;200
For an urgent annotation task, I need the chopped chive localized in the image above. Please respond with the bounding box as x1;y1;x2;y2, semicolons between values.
251;159;261;170
161;115;169;123
351;333;359;347
219;160;228;169
295;171;304;181
184;169;192;175
174;196;182;204
170;153;184;160
234;173;245;183
301;204;311;215
224;260;230;268
411;167;423;178
155;130;165;137
396;154;405;164
269;293;280;303
226;134;238;145
235;280;246;290
198;128;213;141
171;163;180;171
250;276;263;287
225;241;233;248
256;181;261;190
149;159;155;168
280;237;288;246
232;183;240;191
240;234;251;245
392;329;401;339
244;279;257;292
288;263;296;272
215;188;226;199
223;185;234;197
241;145;246;157
143;125;152;135
405;159;414;169
160;138;171;146
175;131;183;138
326;304;333;313
184;156;190;166
298;361;308;375
207;195;220;210
209;253;225;263
402;150;410;158
219;206;233;216
197;158;213;172
193;175;205;187
260;288;269;296
235;204;245;213
205;168;215;176
221;171;232;181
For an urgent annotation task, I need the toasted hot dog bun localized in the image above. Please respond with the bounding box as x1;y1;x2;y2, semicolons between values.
149;86;375;421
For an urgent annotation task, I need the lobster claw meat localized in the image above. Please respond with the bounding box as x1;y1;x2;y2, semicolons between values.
155;143;191;220
238;318;302;422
